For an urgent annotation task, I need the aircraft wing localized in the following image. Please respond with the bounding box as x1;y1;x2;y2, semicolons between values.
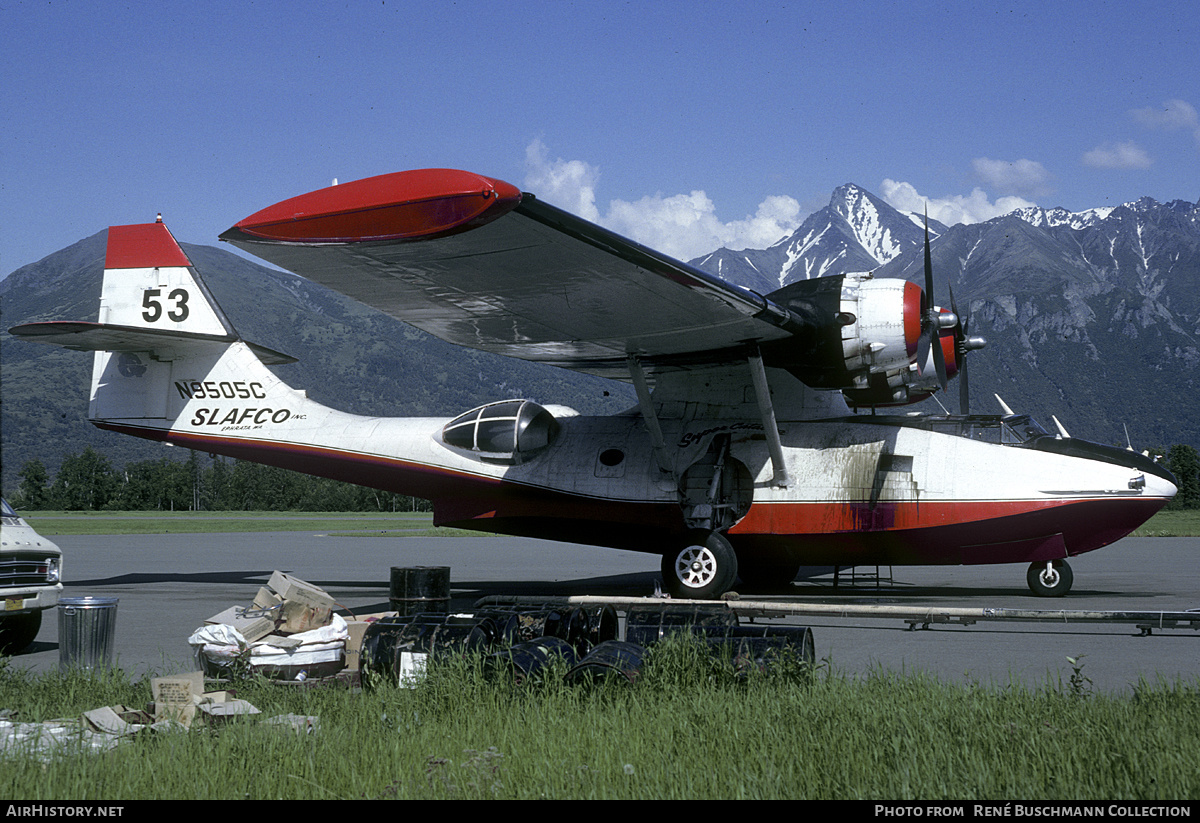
220;169;798;379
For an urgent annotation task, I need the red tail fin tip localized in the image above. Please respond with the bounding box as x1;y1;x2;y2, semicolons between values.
105;223;192;269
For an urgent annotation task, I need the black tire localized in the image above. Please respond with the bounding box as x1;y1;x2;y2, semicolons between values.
1026;560;1073;597
737;556;802;590
661;531;738;600
0;611;43;654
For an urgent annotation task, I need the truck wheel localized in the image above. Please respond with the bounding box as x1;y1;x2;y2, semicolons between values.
0;611;42;654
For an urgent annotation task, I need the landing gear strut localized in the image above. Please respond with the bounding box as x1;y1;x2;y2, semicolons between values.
1026;559;1073;597
661;530;738;600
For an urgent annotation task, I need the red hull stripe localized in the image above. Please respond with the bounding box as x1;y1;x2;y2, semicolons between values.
230;169;523;243
105;223;192;269
729;498;1080;534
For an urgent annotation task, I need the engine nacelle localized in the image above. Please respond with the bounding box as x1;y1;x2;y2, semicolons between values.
762;273;979;407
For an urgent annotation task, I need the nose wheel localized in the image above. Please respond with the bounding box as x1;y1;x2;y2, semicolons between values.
661;530;738;600
1026;559;1073;597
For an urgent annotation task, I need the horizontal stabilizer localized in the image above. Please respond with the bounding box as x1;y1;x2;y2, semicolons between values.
9;320;296;365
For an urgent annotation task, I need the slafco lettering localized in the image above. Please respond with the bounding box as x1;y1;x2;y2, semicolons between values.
175;381;267;400
190;408;291;426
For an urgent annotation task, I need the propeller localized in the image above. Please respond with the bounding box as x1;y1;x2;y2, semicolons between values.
950;284;969;414
950;283;987;414
917;210;950;391
916;209;986;411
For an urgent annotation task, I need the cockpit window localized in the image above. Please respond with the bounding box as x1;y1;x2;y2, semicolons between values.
1001;415;1048;444
442;400;560;461
1;498;16;518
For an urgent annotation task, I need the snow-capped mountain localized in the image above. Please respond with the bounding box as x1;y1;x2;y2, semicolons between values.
691;184;947;294
692;187;1200;451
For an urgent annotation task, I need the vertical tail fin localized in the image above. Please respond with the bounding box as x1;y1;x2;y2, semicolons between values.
10;219;296;437
99;221;235;336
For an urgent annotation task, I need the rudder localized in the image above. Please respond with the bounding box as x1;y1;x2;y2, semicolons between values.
99;220;234;336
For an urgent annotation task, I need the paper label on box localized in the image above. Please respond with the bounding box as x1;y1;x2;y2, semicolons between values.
152;672;205;729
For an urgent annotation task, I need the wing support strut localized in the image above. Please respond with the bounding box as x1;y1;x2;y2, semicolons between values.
627;354;673;475
748;348;791;488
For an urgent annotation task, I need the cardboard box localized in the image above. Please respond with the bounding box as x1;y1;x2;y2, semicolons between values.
204;605;275;642
267;571;335;611
279;599;331;634
252;587;283;610
151;671;205;729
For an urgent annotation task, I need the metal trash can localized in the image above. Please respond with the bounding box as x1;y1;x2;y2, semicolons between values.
58;596;119;670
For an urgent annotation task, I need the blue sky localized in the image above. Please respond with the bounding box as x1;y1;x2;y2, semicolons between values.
3;0;1198;276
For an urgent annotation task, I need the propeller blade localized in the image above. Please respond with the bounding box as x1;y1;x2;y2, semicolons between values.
949;284;969;414
959;353;970;415
923;212;948;390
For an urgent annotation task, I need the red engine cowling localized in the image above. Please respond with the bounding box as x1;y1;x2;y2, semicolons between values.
763;273;966;407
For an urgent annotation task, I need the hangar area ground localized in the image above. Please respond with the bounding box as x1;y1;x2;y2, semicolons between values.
10;526;1199;693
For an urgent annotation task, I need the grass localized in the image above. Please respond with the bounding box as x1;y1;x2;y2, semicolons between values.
2;641;1198;800
1130;509;1200;537
22;509;1200;536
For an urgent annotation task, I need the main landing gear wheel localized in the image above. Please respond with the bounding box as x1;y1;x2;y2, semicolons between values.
1026;559;1073;597
661;531;738;600
0;611;42;654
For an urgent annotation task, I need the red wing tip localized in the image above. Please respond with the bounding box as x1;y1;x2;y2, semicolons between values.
106;222;192;269
226;168;523;244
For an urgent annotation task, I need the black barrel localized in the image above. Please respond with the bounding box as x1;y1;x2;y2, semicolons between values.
564;640;646;686
573;604;620;650
484;636;578;682
707;625;816;674
360;612;492;686
389;566;450;616
471;605;618;656
624;603;739;645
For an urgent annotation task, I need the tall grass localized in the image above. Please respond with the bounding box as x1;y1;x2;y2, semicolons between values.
2;642;1198;800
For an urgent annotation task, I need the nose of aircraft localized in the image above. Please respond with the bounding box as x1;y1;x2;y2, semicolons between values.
1146;471;1178;501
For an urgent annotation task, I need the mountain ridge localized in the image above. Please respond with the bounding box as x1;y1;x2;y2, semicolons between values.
687;186;1198;453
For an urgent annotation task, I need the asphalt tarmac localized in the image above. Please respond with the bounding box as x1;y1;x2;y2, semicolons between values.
8;529;1199;693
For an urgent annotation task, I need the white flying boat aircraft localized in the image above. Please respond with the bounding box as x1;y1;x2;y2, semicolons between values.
10;169;1178;598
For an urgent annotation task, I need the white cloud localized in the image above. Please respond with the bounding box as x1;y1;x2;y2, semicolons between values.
879;179;1037;226
1130;98;1200;149
523;139;601;222
1131;98;1199;131
1081;140;1152;170
522;140;803;261
971;157;1052;197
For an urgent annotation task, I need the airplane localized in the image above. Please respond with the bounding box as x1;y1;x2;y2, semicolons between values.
9;168;1178;599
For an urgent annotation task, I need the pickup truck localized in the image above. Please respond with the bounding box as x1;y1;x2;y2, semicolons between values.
0;498;62;653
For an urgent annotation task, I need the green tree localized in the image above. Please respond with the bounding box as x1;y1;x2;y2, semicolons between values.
50;447;118;510
114;457;192;510
1165;444;1199;509
15;459;51;509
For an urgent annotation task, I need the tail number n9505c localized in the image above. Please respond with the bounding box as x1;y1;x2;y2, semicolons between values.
143;288;190;322
176;381;267;400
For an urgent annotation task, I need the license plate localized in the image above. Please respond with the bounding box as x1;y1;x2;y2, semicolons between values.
4;595;26;611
